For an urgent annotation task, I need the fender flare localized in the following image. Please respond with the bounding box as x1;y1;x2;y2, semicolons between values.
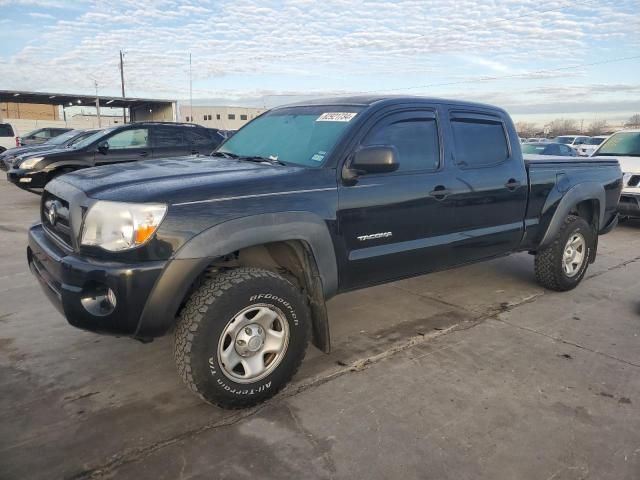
135;212;338;341
539;182;605;249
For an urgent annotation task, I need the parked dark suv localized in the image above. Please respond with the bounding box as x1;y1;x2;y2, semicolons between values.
19;127;73;146
7;122;224;190
0;129;99;172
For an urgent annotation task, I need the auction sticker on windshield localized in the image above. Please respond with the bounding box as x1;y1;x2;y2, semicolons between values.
316;112;357;122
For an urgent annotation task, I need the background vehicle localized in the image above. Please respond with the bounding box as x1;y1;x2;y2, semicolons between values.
526;137;549;143
7;122;224;190
522;142;577;156
577;135;608;157
553;135;590;149
0;122;19;152
27;96;621;409
19;127;72;146
592;129;640;218
0;129;98;171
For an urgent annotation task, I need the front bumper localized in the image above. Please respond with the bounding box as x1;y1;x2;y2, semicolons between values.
618;193;640;218
28;223;166;337
7;168;49;189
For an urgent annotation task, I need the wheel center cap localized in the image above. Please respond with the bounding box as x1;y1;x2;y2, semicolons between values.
235;323;265;356
248;336;263;351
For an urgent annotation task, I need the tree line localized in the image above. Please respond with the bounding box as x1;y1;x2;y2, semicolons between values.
516;114;640;138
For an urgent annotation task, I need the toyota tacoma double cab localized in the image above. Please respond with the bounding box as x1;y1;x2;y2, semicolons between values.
27;96;622;409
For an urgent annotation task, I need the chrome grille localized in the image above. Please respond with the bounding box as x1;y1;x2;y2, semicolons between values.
41;191;73;249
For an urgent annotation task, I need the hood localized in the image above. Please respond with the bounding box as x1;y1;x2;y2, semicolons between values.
0;143;53;159
614;156;640;174
54;155;317;204
14;147;72;167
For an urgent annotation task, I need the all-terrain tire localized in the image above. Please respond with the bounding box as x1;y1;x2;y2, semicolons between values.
174;267;311;409
534;215;594;292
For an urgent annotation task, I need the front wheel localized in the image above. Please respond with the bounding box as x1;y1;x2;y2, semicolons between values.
174;268;311;409
534;215;594;291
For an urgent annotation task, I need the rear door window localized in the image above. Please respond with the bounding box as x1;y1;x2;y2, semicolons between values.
451;115;509;168
0;124;14;137
154;126;186;147
185;128;213;146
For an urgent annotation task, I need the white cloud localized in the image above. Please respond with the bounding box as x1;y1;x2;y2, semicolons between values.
28;12;55;19
0;0;638;123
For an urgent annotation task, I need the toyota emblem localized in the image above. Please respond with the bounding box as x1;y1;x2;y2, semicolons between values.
47;201;59;226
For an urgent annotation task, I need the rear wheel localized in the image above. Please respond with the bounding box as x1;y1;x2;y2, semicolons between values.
535;215;594;291
174;268;311;409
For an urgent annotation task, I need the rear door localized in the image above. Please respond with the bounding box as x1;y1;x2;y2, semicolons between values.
152;125;190;158
442;109;528;262
95;127;151;165
186;127;219;155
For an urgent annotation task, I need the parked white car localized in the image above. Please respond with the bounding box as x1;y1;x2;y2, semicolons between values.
577;136;609;157
592;129;640;218
0;122;19;153
553;135;590;149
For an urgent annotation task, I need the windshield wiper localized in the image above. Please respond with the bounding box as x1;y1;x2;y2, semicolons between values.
210;151;286;165
239;155;287;166
210;151;240;159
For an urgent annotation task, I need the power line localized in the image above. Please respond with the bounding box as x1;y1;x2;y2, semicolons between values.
343;54;640;96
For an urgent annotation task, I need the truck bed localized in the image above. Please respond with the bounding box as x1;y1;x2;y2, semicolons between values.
523;154;619;167
521;154;622;250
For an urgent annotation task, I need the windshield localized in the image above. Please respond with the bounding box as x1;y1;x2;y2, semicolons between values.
595;132;640;157
522;144;546;154
71;126;118;149
47;129;81;145
217;106;362;167
555;136;576;144
586;137;605;145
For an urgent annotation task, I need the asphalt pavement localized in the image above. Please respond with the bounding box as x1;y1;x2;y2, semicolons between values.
0;179;638;480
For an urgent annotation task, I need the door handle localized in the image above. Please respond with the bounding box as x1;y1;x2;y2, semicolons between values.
139;151;149;157
505;179;521;191
429;185;450;200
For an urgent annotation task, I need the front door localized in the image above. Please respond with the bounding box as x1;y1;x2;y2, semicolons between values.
95;127;151;165
337;108;454;289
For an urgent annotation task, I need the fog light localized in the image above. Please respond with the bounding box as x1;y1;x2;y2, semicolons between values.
81;286;117;316
19;178;32;183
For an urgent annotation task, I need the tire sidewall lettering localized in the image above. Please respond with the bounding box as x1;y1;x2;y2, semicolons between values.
208;355;273;395
249;293;299;326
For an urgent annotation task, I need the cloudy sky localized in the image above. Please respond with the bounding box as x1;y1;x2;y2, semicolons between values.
0;0;639;124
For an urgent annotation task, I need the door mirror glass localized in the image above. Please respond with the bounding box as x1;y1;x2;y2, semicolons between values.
97;140;109;154
351;146;399;174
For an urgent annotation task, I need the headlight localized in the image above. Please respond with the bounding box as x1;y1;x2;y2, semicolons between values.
81;201;167;251
19;156;44;169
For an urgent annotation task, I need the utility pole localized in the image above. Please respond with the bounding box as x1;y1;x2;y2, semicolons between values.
120;50;127;123
189;53;193;123
94;80;101;127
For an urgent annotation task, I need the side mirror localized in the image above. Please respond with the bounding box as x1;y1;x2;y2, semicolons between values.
97;141;109;154
351;146;399;174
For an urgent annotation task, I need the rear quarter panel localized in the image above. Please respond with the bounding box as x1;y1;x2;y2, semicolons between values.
521;157;622;250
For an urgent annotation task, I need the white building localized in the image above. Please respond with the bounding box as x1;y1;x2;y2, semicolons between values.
180;106;266;130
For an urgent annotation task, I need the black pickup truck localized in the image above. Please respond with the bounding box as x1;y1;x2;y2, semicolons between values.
27;96;622;408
